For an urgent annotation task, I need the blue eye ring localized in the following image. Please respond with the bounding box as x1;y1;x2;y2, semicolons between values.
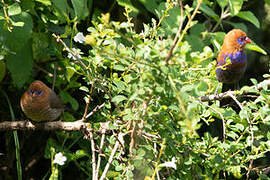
38;90;43;96
237;37;246;45
29;90;43;96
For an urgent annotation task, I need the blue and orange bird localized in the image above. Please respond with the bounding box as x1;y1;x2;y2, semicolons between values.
216;29;251;92
20;80;64;122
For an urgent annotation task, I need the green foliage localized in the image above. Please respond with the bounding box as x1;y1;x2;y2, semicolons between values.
1;0;270;179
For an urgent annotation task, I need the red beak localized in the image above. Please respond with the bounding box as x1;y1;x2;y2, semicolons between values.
245;37;251;43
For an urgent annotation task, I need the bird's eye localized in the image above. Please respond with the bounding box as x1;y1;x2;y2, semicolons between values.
38;90;43;96
237;37;246;45
29;90;43;96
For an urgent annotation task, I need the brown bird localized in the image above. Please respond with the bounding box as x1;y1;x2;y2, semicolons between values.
20;80;64;122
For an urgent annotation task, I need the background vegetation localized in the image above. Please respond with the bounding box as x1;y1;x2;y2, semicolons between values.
1;0;270;179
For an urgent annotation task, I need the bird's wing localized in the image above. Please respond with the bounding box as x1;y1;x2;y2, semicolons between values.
49;91;64;109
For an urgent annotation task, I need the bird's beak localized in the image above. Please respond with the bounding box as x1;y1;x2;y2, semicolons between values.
32;93;38;97
245;37;251;43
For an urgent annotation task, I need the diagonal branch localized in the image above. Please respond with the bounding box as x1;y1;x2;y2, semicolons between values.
165;0;184;63
100;132;124;180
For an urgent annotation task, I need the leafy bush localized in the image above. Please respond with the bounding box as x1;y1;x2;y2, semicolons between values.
1;0;270;179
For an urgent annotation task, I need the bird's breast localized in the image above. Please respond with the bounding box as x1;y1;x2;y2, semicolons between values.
21;95;63;122
216;50;247;84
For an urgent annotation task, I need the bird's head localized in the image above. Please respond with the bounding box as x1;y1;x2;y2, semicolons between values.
223;29;251;51
27;80;48;98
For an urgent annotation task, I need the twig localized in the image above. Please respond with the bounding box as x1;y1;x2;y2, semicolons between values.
199;79;270;102
33;63;54;77
151;139;166;180
85;103;105;119
95;122;109;179
52;33;88;70
165;0;184;63
198;100;226;141
52;63;57;91
100;132;123;180
2;0;12;31
82;97;91;122
211;6;230;32
227;91;243;110
246;159;254;180
173;0;203;53
89;131;96;180
129;124;136;156
82;85;95;121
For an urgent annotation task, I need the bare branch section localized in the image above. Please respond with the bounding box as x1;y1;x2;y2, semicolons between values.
0;120;104;133
199;79;270;102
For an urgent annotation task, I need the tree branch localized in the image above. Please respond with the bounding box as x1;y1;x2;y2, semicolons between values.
0;120;107;133
199;79;270;102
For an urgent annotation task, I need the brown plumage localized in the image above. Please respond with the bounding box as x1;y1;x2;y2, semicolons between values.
20;80;64;122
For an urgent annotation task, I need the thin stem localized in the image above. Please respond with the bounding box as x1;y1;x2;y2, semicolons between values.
100;133;123;180
165;0;184;63
151;139;166;180
89;132;96;180
96;128;106;179
176;0;203;48
1;90;22;180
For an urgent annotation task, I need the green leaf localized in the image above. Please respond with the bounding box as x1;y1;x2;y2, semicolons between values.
11;21;24;27
74;150;88;159
32;33;50;61
112;95;127;104
217;0;229;9
239;108;249;120
7;3;21;16
116;0;139;14
138;0;158;14
71;0;90;20
6;41;33;87
229;0;243;16
60;91;79;110
51;0;69;15
263;74;270;78
0;12;33;52
190;24;206;35
113;81;126;92
266;0;270;5
250;78;258;85
246;43;267;55
267;131;270;140
234;123;244;132
199;4;219;21
157;3;185;35
114;64;126;71
35;0;52;6
226;22;247;32
0;60;6;82
237;11;260;28
1;12;33;87
185;35;204;51
79;86;89;92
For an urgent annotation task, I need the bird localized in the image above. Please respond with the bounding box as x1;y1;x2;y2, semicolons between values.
216;29;251;93
20;80;64;122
